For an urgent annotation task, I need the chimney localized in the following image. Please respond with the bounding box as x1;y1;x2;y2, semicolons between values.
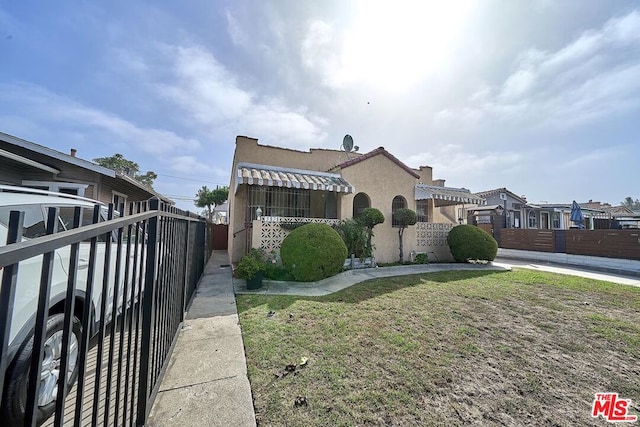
70;148;77;157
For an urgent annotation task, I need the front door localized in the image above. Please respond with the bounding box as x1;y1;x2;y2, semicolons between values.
540;212;550;229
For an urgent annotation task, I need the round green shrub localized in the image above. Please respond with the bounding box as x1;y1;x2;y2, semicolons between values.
280;223;348;282
447;224;498;262
358;208;385;229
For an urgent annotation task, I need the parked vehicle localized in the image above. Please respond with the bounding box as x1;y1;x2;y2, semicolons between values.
0;185;141;425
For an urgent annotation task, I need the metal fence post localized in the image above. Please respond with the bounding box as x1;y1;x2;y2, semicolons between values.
137;199;159;426
0;211;24;397
182;216;190;317
25;207;58;427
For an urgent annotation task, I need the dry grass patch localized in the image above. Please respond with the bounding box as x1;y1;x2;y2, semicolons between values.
237;269;640;426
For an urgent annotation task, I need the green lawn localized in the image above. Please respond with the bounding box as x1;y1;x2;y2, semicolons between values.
237;269;640;426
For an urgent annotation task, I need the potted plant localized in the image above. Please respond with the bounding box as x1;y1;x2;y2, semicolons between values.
237;254;264;289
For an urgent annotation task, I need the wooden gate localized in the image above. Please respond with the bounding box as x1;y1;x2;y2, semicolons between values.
211;224;229;250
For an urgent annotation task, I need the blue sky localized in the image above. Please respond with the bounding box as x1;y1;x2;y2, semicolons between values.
1;1;639;210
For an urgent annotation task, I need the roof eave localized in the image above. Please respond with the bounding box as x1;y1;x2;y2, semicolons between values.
0;131;116;177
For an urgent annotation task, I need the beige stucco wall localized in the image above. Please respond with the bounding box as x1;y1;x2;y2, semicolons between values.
338;154;420;264
233;136;360;172
416;166;433;184
228;135;462;263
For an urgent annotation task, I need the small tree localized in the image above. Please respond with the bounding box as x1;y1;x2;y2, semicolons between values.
358;208;384;258
195;185;229;222
393;208;417;263
621;197;640;210
93;153;157;188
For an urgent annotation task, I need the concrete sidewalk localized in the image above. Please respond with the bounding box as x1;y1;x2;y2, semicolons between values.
148;251;256;427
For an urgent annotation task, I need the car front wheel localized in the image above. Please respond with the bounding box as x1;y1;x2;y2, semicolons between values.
1;313;82;426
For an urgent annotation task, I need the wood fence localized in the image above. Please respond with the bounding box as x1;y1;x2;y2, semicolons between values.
496;229;640;260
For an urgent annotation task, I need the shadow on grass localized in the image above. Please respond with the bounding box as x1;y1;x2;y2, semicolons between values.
236;269;510;314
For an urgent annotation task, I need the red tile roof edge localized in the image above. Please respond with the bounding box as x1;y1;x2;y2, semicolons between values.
331;147;420;179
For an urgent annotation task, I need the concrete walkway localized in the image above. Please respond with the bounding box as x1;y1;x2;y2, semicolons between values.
234;257;640;296
493;257;640;287
147;251;256;427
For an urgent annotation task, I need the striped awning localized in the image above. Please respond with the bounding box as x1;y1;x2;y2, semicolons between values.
235;163;354;193
415;184;485;207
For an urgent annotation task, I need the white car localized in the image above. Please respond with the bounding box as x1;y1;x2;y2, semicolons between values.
0;185;140;425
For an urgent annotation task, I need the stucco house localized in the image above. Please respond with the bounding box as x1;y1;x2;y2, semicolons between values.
228;136;484;263
0;131;172;206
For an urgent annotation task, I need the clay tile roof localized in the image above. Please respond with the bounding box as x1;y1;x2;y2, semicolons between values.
331;147;420;179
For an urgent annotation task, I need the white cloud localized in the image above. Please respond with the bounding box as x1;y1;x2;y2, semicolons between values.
436;9;640;130
0;83;200;156
170;155;227;177
152;44;327;148
406;145;524;188
226;10;249;48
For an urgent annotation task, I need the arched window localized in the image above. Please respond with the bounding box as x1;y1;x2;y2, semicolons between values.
528;211;537;228
353;192;370;218
392;195;407;227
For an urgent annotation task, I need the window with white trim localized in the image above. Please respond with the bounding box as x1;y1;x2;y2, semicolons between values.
528;211;537;228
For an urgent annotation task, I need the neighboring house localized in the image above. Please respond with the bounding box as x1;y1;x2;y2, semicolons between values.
580;201;640;229
228;136;484;263
470;188;611;230
213;201;229;224
472;188;528;229
530;203;607;230
0;131;172;207
613;210;640;229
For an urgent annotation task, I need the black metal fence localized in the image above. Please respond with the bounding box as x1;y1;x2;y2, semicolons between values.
0;199;209;426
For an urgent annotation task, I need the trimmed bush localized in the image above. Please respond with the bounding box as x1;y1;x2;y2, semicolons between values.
334;219;367;259
280;223;348;282
236;248;267;279
447;224;498;262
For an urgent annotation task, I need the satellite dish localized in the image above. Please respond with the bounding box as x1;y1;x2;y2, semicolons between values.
342;135;354;152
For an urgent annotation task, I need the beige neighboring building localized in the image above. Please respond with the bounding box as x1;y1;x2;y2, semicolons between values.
228;136;484;264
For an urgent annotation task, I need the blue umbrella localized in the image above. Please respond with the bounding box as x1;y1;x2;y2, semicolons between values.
570;200;585;229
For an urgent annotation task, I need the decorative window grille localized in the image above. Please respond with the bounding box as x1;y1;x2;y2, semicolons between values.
353;192;370;218
417;200;430;222
392;195;407;227
248;186;310;220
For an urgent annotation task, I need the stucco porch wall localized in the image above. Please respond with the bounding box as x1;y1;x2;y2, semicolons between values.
251;217;341;253
251;218;454;264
